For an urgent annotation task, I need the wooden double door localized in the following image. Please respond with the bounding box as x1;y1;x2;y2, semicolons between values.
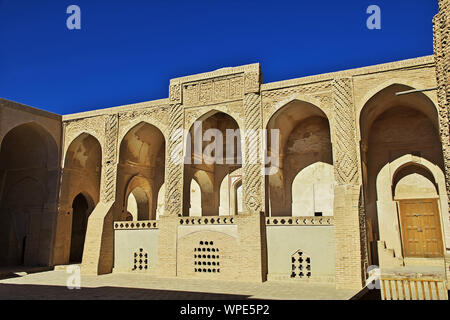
398;199;444;258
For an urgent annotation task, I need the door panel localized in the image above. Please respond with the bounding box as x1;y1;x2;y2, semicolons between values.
398;199;443;258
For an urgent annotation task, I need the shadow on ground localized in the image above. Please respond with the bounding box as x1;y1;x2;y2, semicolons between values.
0;283;252;300
353;289;381;300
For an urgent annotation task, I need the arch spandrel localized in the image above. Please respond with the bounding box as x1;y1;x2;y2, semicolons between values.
63;132;102;171
118;117;169;151
63;116;106;165
357;80;440;142
184;105;244;135
263;93;332;129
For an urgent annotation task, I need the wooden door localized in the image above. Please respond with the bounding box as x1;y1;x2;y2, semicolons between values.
398;199;443;258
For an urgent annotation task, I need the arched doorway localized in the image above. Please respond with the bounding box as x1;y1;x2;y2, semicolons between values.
69;193;91;263
0;123;58;267
118;122;165;221
359;84;446;265
183;111;242;216
219;169;242;215
393;164;443;258
266;100;333;216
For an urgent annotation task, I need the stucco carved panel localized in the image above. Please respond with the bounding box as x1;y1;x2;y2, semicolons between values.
182;75;245;107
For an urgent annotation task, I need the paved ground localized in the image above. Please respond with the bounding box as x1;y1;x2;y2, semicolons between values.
0;268;359;300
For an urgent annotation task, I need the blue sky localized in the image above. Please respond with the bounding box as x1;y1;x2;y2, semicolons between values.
0;0;438;114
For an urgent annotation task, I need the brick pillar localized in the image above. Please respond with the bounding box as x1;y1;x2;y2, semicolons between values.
81;114;118;275
433;0;450;288
236;213;267;282
331;78;366;289
239;67;267;282
157;83;184;277
242;92;265;214
242;68;264;214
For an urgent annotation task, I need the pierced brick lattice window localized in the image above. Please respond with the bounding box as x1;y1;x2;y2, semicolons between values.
132;248;148;271
194;241;220;274
291;250;311;278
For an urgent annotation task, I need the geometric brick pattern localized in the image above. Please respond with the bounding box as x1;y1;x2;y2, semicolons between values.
101;114;119;203
332;78;359;185
242;93;264;214
165;103;184;216
433;0;450;213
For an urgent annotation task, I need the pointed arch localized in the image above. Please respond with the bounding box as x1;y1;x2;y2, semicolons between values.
117;121;165;221
265;99;334;217
183;111;242;216
0;122;58;267
359;82;446;266
54;132;102;266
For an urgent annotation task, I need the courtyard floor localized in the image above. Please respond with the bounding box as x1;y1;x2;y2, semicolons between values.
0;267;360;300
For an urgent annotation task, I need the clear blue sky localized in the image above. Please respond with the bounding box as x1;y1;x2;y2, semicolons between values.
0;0;438;114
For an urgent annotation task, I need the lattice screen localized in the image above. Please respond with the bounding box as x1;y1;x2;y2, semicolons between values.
194;241;220;274
290;249;311;278
132;248;148;271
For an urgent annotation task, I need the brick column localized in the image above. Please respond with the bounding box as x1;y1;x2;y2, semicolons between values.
331;78;367;289
242;69;265;214
433;0;450;288
157;83;184;277
239;67;267;282
81;114;118;275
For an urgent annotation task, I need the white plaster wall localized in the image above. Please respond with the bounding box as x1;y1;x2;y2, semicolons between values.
114;229;159;273
292;162;334;216
266;226;335;282
394;173;438;200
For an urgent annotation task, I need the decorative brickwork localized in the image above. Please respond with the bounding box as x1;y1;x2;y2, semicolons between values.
101;114;118;203
242;93;264;214
433;0;450;213
165;103;184;216
433;0;450;289
332;78;359;185
331;78;365;289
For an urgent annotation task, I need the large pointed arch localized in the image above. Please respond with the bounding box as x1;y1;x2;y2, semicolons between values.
117;121;165;221
265;99;334;217
359;83;446;266
0;122;59;267
183;111;242;216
